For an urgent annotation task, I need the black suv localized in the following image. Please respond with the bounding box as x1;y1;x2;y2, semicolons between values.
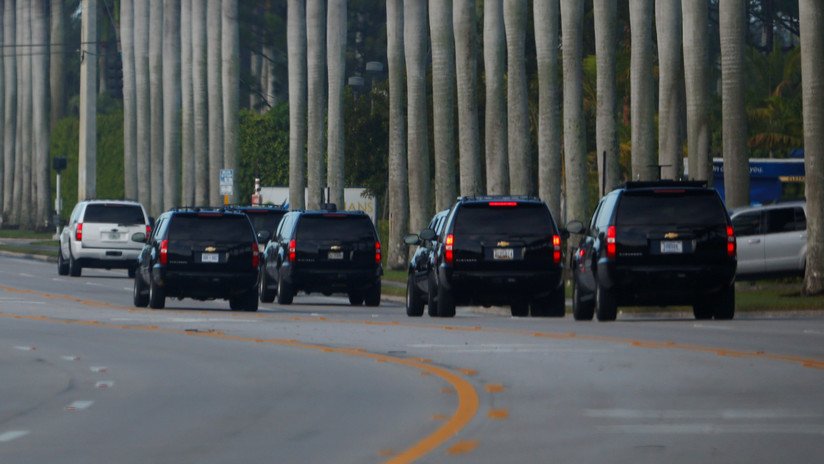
227;205;287;248
259;208;382;306
569;181;737;321
404;209;450;317
132;208;260;311
412;196;567;318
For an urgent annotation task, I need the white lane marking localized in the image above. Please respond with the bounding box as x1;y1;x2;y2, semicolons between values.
61;355;80;361
803;329;824;335
584;409;822;420
52;278;66;282
597;424;824;435
85;282;107;288
693;323;734;331
0;299;45;305
0;431;30;443
90;366;108;373
95;381;115;389
19;273;34;278
13;346;36;351
408;343;612;354
65;401;94;411
122;287;131;291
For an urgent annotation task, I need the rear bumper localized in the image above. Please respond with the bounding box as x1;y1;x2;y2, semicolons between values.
438;266;563;305
153;267;258;299
599;262;736;305
70;243;141;269
282;264;382;293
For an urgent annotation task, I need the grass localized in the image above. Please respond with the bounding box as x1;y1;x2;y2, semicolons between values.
0;229;56;240
735;278;824;311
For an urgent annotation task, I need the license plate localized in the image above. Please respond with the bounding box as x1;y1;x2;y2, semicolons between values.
107;233;121;241
201;253;219;263
493;248;514;260
660;241;683;254
328;251;344;260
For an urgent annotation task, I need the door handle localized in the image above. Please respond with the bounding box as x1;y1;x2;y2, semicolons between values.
747;238;761;244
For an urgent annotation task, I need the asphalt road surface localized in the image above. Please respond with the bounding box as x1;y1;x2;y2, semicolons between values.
1;255;823;463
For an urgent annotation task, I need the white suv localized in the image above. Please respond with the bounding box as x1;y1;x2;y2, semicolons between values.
731;201;807;278
58;200;151;277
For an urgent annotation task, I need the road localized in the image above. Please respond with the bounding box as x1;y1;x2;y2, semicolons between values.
0;255;823;463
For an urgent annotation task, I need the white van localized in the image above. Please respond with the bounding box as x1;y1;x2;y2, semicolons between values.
731;202;807;278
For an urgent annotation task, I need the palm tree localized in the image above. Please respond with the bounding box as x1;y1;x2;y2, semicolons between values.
192;0;209;205
222;0;239;194
720;0;749;208
504;0;531;195
11;0;22;225
534;0;561;218
593;0;619;196
0;2;5;216
560;0;587;223
386;0;408;269
149;1;164;214
799;0;824;295
134;0;151;207
163;0;181;211
682;0;712;183
484;0;507;195
287;0;307;210
50;0;65;133
207;0;224;207
629;0;656;181
430;0;456;210
20;0;33;227
453;0;481;197
32;0;50;228
2;0;14;222
656;0;685;181
327;0;346;209
121;0;137;200
181;0;194;205
404;0;431;232
306;0;325;210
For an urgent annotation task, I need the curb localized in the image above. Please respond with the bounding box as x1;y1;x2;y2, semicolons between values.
0;250;56;263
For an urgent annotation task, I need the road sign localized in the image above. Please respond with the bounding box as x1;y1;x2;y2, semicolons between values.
219;169;234;196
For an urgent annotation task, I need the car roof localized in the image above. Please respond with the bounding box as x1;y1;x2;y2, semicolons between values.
730;201;806;216
297;209;370;217
618;180;710;192
81;199;145;206
227;205;286;212
457;195;544;205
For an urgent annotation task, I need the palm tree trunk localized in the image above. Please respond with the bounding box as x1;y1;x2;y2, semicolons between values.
249;49;260;110
222;0;239;191
560;0;587;223
11;0;23;225
386;0;408;269
192;0;209;205
484;0;507;195
404;0;431;232
134;0;151;207
149;1;164;214
430;0;456;211
682;0;712;184
163;0;181;211
32;0;50;229
180;0;194;205
2;0;14;223
306;0;325;210
20;1;33;228
799;0;824;295
0;2;5;218
207;0;224;206
656;0;685;181
504;0;531;195
50;0;65;132
327;0;346;209
288;0;307;210
593;0;619;196
629;0;656;181
121;0;137;200
534;0;561;218
720;0;749;208
453;0;481;197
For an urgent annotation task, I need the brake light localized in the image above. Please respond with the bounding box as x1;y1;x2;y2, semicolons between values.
252;243;260;268
444;234;454;265
488;201;517;207
76;223;83;241
606;226;616;260
726;225;736;258
159;239;169;265
552;234;561;265
288;239;296;262
146;225;152;237
375;241;382;264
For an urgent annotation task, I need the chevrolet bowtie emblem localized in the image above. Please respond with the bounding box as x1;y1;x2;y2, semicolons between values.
664;232;679;239
204;246;217;252
330;245;342;251
497;241;510;247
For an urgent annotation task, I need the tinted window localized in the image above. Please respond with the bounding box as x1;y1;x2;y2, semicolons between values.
732;212;762;236
169;215;254;242
297;216;375;241
453;203;554;235
767;208;803;234
795;208;806;231
244;210;286;236
594;192;620;231
616;191;727;226
83;204;145;224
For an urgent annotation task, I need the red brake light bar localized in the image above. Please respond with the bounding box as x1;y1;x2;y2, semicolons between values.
488;201;518;207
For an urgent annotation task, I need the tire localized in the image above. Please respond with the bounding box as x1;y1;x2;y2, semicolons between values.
133;273;149;307
437;285;456;318
259;269;276;303
69;252;81;277
406;275;424;317
531;287;565;318
572;279;595;321
57;250;69;276
365;280;381;307
714;284;735;320
510;301;529;318
276;275;294;305
692;301;714;320
595;280;617;322
148;275;166;309
348;291;365;306
231;288;259;312
127;267;136;278
426;274;438;317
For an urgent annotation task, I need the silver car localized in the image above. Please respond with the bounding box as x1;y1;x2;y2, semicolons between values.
730;201;807;278
58;200;151;277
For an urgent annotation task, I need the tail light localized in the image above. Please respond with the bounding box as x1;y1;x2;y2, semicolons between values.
375;241;382;264
159;239;169;265
444;234;454;265
606;226;616;260
488;201;517;207
76;223;83;242
726;225;736;258
288;239;296;262
552;234;561;265
252;243;260;268
146;224;152;237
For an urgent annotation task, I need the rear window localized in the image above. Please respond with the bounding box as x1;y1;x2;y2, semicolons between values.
453;203;554;235
617;191;727;226
83;204;145;224
296;216;376;241
243;210;286;236
169;215;254;242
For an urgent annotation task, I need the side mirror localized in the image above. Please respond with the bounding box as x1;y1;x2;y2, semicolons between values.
403;233;421;246
131;232;147;243
565;220;586;235
419;228;436;241
257;230;271;243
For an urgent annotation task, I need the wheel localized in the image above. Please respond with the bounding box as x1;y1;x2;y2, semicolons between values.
406;274;424;317
427;274;439;317
348;291;364;306
68;251;81;277
127;266;136;278
364;280;381;307
510;301;529;317
714;284;735;320
572;279;595;321
57;250;69;276
259;268;276;303
692;301;714;320
595;280;617;322
231;288;259;312
276;275;294;305
133;273;149;308
436;285;456;318
148;275;166;309
531;286;565;318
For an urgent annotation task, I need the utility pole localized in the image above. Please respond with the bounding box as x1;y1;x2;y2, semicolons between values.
78;0;97;201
